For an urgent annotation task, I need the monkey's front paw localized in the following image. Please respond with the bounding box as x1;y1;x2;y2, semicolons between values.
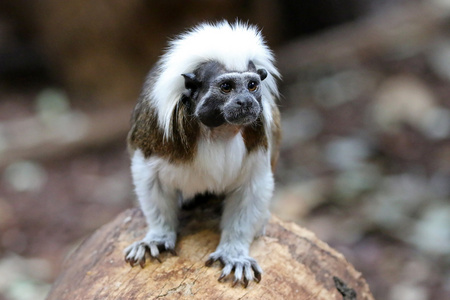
205;251;262;287
124;233;176;268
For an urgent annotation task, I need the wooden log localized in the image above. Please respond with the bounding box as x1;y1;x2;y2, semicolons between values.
47;204;374;300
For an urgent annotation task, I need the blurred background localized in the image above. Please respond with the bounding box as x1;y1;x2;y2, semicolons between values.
0;0;449;299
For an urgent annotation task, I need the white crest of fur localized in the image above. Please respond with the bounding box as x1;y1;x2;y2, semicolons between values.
148;21;280;138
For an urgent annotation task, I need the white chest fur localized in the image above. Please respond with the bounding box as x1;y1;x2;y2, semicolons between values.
131;132;256;200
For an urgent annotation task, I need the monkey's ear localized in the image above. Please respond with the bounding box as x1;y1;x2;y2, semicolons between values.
249;61;268;81
257;69;268;81
181;73;200;91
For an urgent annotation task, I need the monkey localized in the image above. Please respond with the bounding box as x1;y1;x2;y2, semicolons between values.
124;21;281;287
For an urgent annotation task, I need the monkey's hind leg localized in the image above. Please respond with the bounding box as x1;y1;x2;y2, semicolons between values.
124;151;179;267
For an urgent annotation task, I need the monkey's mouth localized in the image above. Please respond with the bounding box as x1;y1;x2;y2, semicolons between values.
223;104;261;125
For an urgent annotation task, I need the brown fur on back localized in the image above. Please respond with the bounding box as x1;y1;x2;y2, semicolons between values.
128;100;200;164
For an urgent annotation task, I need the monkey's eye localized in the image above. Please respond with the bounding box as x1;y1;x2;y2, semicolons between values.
220;82;233;93
248;81;258;92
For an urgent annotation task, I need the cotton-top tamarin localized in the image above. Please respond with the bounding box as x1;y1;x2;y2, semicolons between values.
124;21;281;287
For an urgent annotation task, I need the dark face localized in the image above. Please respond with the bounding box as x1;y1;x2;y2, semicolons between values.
181;61;267;128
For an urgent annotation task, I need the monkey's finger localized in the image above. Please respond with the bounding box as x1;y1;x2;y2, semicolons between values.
164;241;175;251
250;260;263;274
250;262;262;283
221;264;233;278
243;263;253;282
135;245;146;260
126;245;139;260
234;264;243;283
149;243;160;258
125;253;137;267
124;249;131;258
123;242;137;257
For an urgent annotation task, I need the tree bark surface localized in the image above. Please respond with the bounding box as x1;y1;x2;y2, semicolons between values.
47;207;374;300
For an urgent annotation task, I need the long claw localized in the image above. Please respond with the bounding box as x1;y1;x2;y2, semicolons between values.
232;279;239;287
218;273;226;282
254;271;261;283
168;248;178;256
149;244;159;258
243;278;249;288
205;258;215;267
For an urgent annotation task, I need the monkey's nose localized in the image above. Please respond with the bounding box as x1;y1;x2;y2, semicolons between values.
235;98;253;109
